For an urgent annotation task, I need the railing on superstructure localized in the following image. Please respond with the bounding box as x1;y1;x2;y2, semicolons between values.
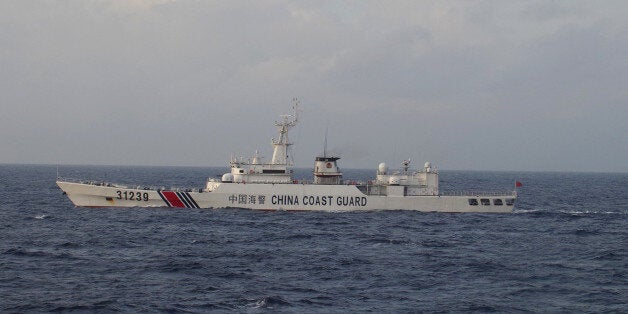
56;177;123;186
439;191;517;197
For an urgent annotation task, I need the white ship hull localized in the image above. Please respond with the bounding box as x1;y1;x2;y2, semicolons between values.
57;181;515;213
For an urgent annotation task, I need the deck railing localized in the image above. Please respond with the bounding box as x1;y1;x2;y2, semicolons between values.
57;177;516;197
56;177;203;192
439;191;516;197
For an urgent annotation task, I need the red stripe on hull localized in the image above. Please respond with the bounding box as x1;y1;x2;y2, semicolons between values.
162;191;186;208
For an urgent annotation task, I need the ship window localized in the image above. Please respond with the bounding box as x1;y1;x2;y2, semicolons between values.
468;199;478;206
262;169;286;174
493;199;503;206
480;198;490;206
505;198;515;206
239;170;244;173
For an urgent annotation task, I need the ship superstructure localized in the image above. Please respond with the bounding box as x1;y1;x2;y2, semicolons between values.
208;100;299;189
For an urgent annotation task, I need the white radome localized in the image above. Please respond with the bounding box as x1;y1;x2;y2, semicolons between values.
378;162;388;175
221;173;234;183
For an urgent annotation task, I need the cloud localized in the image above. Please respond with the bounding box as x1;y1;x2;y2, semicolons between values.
97;0;178;15
0;1;627;171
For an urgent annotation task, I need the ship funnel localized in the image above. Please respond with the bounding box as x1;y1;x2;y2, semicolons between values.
313;156;342;185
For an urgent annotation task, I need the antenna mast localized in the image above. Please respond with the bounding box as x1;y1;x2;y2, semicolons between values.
270;98;300;165
323;125;328;158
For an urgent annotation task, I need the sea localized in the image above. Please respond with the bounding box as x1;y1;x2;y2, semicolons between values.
1;164;626;312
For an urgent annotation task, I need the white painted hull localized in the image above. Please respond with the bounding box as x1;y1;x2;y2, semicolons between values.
57;181;515;213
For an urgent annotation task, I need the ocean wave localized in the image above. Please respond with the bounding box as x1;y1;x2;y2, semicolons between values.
593;251;624;261
361;237;412;245
2;248;77;260
156;260;205;273
573;228;601;236
55;241;81;248
514;208;627;215
49;300;118;312
249;296;291;309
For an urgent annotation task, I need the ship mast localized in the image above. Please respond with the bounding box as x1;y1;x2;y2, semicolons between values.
270;98;299;165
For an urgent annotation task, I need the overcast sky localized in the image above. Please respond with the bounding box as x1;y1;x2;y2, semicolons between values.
1;0;627;172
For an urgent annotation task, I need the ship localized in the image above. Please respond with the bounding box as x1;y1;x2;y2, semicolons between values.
57;100;517;213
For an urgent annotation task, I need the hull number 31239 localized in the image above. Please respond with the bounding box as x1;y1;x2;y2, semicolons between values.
116;190;149;201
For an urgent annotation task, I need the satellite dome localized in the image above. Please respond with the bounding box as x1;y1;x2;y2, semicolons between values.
378;162;388;174
221;173;234;183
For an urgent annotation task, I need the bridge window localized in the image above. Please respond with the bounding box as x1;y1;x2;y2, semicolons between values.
505;198;515;206
262;169;286;174
468;199;478;206
480;198;490;206
493;199;503;206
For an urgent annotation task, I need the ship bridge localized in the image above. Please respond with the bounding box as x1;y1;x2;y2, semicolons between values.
212;99;300;186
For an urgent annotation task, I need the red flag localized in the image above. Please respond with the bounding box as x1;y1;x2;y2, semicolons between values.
515;181;523;187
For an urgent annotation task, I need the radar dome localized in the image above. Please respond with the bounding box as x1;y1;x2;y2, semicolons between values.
378;163;388;174
221;173;234;182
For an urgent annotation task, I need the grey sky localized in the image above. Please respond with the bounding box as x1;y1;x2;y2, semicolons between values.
1;0;627;172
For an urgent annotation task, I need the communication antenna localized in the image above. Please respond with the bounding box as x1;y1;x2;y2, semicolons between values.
323;125;328;158
291;97;300;123
289;98;299;166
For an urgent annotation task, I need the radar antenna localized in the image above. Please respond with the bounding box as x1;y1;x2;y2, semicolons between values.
271;98;300;165
402;159;411;174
